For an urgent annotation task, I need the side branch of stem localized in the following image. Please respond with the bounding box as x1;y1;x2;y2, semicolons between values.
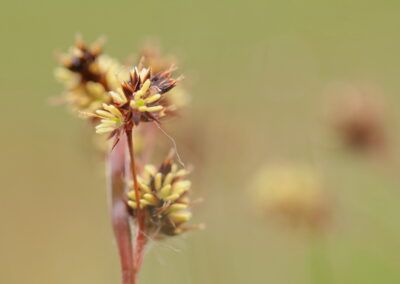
107;135;135;284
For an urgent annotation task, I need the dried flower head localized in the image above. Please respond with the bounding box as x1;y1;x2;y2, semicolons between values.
55;37;124;113
327;83;386;153
127;153;198;237
253;164;331;232
88;65;180;139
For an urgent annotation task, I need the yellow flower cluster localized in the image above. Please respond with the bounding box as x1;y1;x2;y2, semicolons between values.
92;66;167;135
253;165;331;231
127;159;194;236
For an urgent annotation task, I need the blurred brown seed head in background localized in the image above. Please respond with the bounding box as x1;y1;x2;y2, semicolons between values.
55;37;124;115
326;83;387;154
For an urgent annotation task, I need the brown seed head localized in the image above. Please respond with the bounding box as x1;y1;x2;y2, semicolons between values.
55;37;123;114
327;83;386;153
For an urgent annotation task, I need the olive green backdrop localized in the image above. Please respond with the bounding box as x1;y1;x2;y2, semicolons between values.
1;0;400;283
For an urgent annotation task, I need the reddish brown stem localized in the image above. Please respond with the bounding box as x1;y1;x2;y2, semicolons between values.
125;128;147;282
107;135;135;284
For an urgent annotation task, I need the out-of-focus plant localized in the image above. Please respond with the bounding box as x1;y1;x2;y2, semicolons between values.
54;36;124;114
136;42;190;114
55;36;201;284
252;164;333;284
326;83;387;155
253;165;331;232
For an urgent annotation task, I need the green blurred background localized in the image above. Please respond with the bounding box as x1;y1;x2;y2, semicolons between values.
2;0;400;283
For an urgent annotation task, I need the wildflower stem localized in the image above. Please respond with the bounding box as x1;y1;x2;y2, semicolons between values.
309;232;332;284
107;135;135;284
126;128;147;282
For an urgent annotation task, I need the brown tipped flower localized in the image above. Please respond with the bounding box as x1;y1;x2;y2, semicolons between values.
253;164;332;232
60;37;103;83
127;152;199;237
55;37;123;114
327;83;386;153
88;65;181;140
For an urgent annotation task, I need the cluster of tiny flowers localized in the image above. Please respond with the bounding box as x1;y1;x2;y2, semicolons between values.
127;156;194;236
88;65;180;139
55;38;123;114
56;37;199;240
